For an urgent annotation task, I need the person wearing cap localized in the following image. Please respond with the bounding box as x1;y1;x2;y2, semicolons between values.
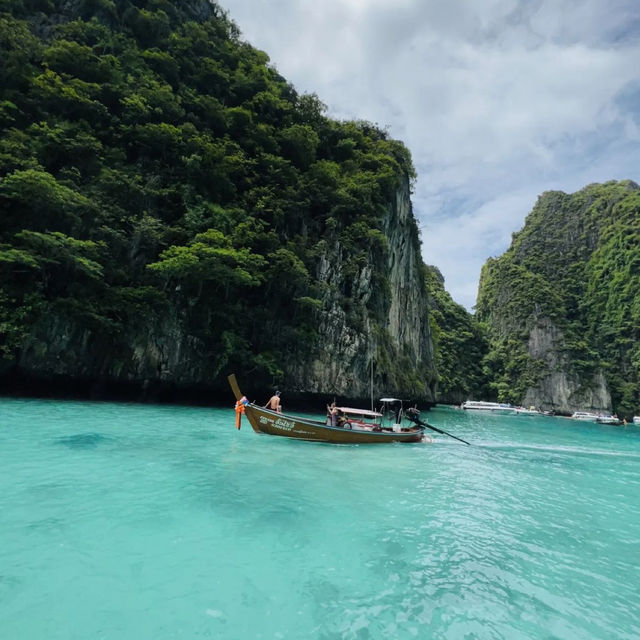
265;391;282;413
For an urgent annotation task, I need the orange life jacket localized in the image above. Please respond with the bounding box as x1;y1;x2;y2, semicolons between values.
234;398;246;429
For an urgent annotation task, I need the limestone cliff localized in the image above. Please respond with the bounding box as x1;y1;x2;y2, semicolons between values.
0;1;437;405
521;317;611;413
12;177;436;404
424;266;490;405
476;181;640;417
287;177;436;401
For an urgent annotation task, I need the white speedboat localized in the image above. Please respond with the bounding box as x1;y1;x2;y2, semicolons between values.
596;415;622;425
571;411;599;422
461;400;516;415
633;416;640;425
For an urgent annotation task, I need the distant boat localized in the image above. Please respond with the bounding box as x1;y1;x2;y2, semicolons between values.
228;374;426;444
461;400;516;415
634;416;640;425
596;415;622;425
571;411;599;422
514;406;540;416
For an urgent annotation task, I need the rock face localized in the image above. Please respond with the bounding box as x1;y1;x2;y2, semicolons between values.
289;177;436;401
14;177;436;404
476;180;640;416
522;318;611;413
17;305;208;391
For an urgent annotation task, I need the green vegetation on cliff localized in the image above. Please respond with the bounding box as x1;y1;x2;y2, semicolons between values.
476;181;640;415
424;265;490;403
0;0;427;395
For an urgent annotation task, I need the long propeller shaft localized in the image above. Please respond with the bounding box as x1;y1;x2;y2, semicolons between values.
408;414;470;445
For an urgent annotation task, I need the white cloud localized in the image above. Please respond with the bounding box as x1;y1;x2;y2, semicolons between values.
218;0;640;310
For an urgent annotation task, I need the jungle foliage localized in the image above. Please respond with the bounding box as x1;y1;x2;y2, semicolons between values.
424;265;490;403
475;181;640;414
0;0;419;390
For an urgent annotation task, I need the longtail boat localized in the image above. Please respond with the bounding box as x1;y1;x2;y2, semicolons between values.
228;374;427;444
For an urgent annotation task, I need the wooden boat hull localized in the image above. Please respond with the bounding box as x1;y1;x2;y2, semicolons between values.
228;375;425;444
244;404;425;444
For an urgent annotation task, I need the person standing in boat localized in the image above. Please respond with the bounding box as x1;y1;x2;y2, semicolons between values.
265;391;282;413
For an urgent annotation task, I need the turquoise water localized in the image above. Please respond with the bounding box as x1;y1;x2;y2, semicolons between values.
2;399;640;640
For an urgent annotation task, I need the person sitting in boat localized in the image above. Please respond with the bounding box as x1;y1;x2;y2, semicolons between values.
336;411;352;429
264;391;282;413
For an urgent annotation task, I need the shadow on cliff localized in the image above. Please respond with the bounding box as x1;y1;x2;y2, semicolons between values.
0;371;435;413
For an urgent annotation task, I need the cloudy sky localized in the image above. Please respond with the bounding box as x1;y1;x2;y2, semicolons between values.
218;0;640;310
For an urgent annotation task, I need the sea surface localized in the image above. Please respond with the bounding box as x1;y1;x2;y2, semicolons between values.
2;398;640;640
